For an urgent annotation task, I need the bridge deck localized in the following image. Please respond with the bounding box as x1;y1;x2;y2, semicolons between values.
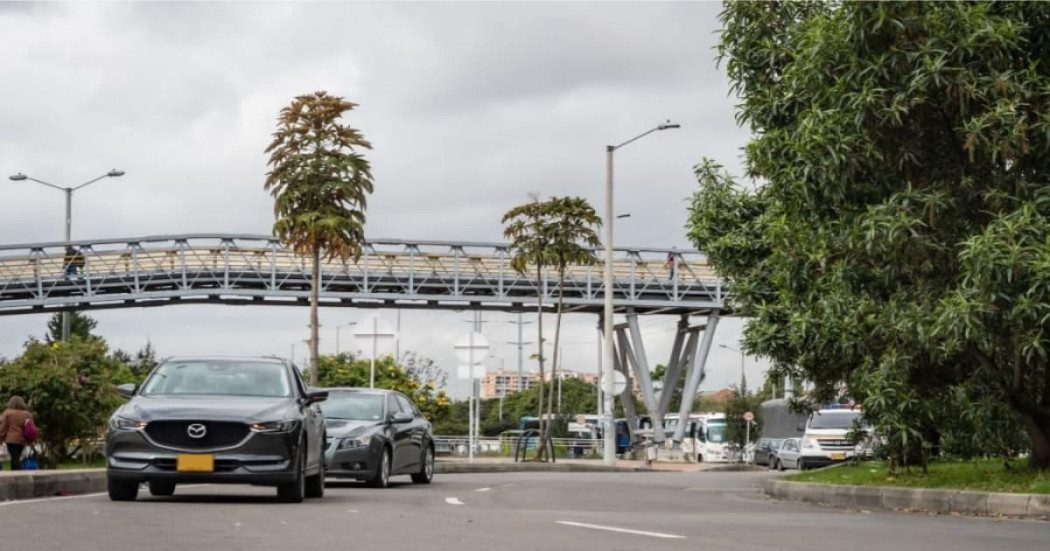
0;234;726;316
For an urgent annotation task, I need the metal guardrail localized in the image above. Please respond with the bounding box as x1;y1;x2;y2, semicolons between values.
433;435;603;460
0;234;726;316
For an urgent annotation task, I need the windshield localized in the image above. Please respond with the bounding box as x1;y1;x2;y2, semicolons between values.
320;393;385;421
706;422;727;443
141;360;292;398
809;410;864;430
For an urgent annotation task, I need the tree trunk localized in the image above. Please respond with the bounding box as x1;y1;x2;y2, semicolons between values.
542;269;566;445
309;246;321;386
534;265;547;460
1020;411;1050;470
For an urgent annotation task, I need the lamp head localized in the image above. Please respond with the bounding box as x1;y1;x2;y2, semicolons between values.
658;120;681;131
9;173;28;181
107;169;125;178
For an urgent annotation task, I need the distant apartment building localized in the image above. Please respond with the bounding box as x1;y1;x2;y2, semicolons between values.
479;368;601;399
480;369;539;399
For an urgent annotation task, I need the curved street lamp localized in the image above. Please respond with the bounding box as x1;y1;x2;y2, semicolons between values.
601;121;680;466
7;169;126;341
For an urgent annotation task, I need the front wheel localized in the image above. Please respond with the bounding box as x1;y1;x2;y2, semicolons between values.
776;459;785;472
108;477;139;502
367;448;391;489
411;445;434;484
277;444;306;503
798;459;806;471
305;440;325;499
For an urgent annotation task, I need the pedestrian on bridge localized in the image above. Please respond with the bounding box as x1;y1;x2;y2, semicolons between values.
63;246;80;277
1;396;34;471
665;250;676;280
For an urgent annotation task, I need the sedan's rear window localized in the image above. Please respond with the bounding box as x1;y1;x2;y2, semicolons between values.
142;360;292;398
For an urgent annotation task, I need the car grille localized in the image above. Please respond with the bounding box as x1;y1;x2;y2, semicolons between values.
815;439;854;451
145;421;250;450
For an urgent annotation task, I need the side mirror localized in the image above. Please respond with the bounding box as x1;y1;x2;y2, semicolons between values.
116;383;136;399
391;411;413;424
305;389;328;404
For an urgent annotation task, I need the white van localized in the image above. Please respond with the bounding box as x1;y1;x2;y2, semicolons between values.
797;407;871;468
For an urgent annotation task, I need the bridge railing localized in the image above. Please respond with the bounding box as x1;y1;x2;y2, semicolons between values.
0;234;725;312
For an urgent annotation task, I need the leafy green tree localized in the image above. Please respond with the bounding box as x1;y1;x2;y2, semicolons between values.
0;338;125;465
724;383;762;449
690;1;1050;468
265;91;374;385
45;311;99;343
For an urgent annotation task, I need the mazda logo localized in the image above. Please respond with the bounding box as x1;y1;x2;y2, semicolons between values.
187;423;207;439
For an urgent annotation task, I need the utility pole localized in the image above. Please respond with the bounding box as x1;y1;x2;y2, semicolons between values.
507;313;533;391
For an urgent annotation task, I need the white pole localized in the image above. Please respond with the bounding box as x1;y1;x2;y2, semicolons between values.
602;145;616;467
468;331;475;463
370;317;377;388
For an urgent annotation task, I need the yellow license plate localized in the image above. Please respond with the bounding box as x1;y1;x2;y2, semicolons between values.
176;454;214;472
830;452;846;461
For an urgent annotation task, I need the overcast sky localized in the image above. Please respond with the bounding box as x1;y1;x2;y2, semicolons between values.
0;1;763;399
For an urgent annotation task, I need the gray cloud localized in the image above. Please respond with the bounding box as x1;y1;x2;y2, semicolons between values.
0;1;758;398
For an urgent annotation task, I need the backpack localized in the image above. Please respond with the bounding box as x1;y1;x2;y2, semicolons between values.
22;418;38;443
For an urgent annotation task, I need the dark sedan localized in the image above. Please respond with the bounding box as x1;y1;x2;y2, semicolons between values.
322;388;434;488
754;438;785;467
105;356;328;503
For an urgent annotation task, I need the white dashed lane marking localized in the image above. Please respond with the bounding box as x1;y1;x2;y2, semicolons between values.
445;497;465;505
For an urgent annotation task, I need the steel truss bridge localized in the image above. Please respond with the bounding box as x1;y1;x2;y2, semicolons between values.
0;233;728;449
0;234;725;317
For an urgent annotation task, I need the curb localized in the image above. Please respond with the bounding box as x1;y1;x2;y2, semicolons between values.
0;470;107;501
764;479;1050;520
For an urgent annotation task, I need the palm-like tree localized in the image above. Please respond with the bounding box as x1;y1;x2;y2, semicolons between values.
503;195;602;457
502;196;552;447
541;197;601;440
265;91;374;385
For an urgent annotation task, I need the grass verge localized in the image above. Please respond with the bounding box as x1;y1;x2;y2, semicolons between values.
788;458;1050;494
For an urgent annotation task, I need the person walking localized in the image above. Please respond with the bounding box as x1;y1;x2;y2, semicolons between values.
63;245;79;277
0;396;34;470
664;250;676;281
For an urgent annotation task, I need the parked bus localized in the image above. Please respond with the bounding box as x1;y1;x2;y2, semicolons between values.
661;413;730;463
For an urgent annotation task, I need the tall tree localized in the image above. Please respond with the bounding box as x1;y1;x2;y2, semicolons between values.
539;197;601;435
502;196;551;450
265;91;374;385
690;2;1050;469
45;311;99;343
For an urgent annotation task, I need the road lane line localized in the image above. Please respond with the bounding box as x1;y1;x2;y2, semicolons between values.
555;521;685;540
474;487;491;492
445;497;465;505
0;483;212;507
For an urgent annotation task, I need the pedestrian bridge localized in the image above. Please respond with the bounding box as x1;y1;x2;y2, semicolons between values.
0;234;725;316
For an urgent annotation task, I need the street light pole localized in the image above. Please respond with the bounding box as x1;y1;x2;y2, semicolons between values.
602;121;679;466
8;169;125;341
719;344;747;388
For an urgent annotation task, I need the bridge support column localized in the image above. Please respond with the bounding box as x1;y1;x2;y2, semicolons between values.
671;310;720;447
610;312;710;453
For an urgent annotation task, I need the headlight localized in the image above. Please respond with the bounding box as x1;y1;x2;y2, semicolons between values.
110;416;147;430
249;420;299;433
338;434;372;449
802;438;819;449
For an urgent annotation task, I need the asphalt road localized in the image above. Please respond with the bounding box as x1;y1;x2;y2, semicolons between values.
1;471;1046;550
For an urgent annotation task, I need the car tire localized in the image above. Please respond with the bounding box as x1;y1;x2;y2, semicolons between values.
108;477;139;502
148;481;176;497
411;445;434;484
798;459;806;471
776;459;785;472
305;440;326;499
697;454;703;463
277;444;306;503
367;447;391;489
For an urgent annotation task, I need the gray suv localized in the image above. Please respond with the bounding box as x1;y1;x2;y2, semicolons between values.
105;356;328;503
